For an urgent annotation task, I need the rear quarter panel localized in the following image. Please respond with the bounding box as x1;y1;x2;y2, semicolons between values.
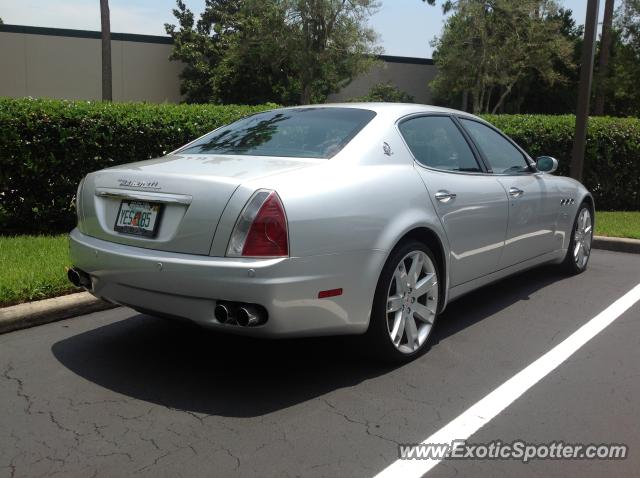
234;119;448;259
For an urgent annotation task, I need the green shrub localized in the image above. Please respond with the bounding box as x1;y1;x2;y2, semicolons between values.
350;82;415;103
0;98;276;233
0;100;638;234
481;115;640;211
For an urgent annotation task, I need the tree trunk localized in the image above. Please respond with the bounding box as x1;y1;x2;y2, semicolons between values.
595;0;614;116
100;0;112;101
461;90;468;112
300;82;312;105
491;83;514;114
484;87;492;113
472;90;481;114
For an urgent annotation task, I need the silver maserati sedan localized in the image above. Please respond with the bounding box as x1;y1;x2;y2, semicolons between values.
69;104;594;362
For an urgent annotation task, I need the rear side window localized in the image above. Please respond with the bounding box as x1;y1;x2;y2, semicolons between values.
178;107;376;159
459;119;530;174
398;116;481;172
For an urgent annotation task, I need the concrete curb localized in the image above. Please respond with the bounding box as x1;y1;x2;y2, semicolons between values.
593;235;640;254
0;292;118;335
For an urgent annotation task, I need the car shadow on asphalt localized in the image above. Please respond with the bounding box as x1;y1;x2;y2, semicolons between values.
431;264;567;345
51;264;569;417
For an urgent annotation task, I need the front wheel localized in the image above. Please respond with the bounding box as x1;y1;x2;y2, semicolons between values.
563;203;594;274
366;240;440;363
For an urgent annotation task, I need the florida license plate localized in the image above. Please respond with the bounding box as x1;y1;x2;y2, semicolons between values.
114;200;162;237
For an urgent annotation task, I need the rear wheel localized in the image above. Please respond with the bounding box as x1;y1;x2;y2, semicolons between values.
366;240;440;363
563;203;593;274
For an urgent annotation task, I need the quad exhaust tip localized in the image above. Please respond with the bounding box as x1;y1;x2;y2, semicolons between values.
214;303;233;324
215;302;266;327
237;305;261;327
67;267;92;290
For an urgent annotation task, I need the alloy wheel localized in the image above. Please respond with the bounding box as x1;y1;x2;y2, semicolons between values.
386;251;439;354
573;208;593;269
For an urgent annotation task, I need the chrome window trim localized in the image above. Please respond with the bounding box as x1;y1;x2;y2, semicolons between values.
395;112;492;176
456;116;537;176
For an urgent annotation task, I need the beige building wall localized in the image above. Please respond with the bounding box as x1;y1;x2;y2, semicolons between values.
0;27;183;103
0;26;435;105
327;57;438;104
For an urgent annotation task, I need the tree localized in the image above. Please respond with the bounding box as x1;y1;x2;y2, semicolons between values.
211;1;299;104
595;0;615;115
285;0;381;104
165;0;241;103
512;7;583;114
350;82;415;102
100;0;112;101
429;0;574;114
602;0;640;116
616;0;640;50
165;0;381;105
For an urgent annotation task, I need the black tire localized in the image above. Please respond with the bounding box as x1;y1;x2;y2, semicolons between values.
562;202;594;274
365;240;441;364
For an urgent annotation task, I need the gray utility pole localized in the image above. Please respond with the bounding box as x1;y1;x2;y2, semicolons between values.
571;0;600;182
100;0;112;101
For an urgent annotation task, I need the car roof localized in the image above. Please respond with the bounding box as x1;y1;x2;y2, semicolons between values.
278;102;484;122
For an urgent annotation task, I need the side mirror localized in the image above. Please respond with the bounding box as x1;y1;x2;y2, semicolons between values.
536;156;558;174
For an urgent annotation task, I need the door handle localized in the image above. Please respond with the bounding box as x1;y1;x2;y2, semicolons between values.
435;190;457;203
509;187;524;198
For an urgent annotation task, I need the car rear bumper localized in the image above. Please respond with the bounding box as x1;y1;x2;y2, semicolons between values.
69;229;385;337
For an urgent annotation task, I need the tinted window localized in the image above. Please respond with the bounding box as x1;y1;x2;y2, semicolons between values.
398;116;481;172
179;108;376;159
460;119;530;174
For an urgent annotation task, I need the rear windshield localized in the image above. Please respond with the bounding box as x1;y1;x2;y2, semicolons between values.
178;107;376;159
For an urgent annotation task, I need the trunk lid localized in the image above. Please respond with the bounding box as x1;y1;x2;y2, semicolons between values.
80;153;318;255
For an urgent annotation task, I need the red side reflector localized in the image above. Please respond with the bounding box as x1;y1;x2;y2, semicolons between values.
318;288;343;299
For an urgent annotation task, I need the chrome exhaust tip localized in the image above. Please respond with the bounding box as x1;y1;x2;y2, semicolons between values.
68;267;92;289
68;268;81;287
237;305;264;327
214;303;232;324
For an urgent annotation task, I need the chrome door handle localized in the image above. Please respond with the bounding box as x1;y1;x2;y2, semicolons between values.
509;187;524;198
435;190;457;203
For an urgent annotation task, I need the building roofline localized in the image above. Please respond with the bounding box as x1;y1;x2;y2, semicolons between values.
0;24;173;44
378;55;434;65
0;24;435;64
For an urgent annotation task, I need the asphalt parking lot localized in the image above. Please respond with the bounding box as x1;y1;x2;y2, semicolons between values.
1;249;639;478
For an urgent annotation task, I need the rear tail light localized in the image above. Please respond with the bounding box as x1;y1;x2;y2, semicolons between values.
227;190;289;258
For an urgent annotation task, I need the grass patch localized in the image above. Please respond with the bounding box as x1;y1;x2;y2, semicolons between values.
595;211;640;240
0;235;77;307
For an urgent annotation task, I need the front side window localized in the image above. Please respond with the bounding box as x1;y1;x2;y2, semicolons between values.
178;107;376;159
459;119;531;174
398;116;482;172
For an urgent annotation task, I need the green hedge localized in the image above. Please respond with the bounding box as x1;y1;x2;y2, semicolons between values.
0;98;276;233
482;114;640;212
0;100;638;234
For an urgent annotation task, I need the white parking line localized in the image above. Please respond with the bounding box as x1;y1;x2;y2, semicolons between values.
374;283;640;478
